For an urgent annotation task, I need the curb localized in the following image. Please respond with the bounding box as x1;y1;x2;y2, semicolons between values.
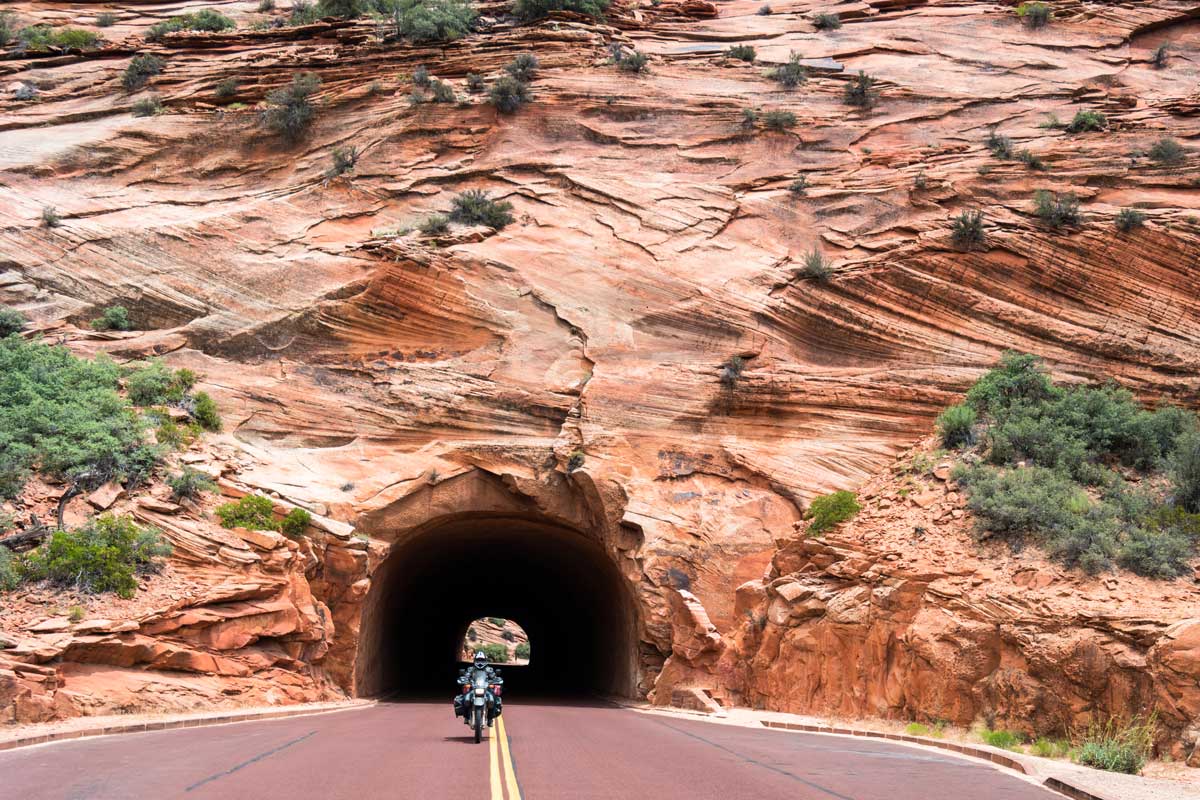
0;700;374;754
760;720;1106;800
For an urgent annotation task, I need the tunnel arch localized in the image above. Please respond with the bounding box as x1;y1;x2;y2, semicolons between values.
353;470;641;699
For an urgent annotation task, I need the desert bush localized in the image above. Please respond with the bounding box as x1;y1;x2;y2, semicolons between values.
96;12;118;27
1115;208;1145;232
0;12;13;47
617;49;648;72
1016;2;1050;28
92;305;132;331
147;10;235;41
812;12;840;30
1148;137;1184;165
844;70;877;108
762;110;796;130
0;337;159;501
567;450;585;471
42;206;61;228
506;53;539;82
168;468;215;501
807;490;860;533
1065;110;1106;133
1018;149;1045;170
17;25;100;52
514;642;531;659
481;643;508;663
326;145;359;178
788;177;807;196
719;355;745;387
259;0;277;10
741;108;758;129
0;547;18;592
1076;717;1154;774
390;0;476;42
289;0;322;24
125;360;194;406
1033;190;1080;227
216;494;278;530
906;723;929;736
770;52;806;88
981;729;1022;750
0;308;26;338
318;0;365;17
14;83;37;101
1116;519;1195;579
466;73;485;93
511;0;609;21
123;54;164;91
488;75;530;113
21;515;171;599
757;5;772;15
727;45;755;62
802;249;831;280
419;214;450;235
280;507;312;539
986;130;1013;160
191;391;222;432
215;78;239;98
937;403;977;448
964;351;1056;413
1171;429;1200;513
155;419;197;450
450;189;514;229
132;96;163;117
412;65;431;87
951;210;985;250
261;72;321;143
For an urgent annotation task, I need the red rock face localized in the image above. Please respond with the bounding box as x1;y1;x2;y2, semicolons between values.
0;0;1198;762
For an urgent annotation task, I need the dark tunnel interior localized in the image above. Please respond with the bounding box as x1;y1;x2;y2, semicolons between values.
355;516;638;700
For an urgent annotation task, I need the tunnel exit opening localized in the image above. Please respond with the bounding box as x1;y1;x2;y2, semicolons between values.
355;513;638;700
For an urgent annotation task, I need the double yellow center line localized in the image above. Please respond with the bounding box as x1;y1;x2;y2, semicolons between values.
488;714;522;800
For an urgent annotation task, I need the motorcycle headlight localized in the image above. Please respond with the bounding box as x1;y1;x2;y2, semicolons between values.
474;687;485;695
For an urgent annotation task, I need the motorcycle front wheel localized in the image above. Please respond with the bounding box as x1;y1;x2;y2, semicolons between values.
473;706;483;743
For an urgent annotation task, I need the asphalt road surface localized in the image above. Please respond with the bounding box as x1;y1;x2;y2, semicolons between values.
0;700;1063;799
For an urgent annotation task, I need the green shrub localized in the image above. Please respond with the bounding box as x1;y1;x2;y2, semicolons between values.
719;355;745;387
788;177;807;196
21;515;171;599
123;54;164;92
429;79;456;103
727;45;755;62
1116;521;1194;579
466;73;485;93
812;12;840;30
937;403;977;448
1033;190;1080;227
132;96;163;117
260;73;321;143
514;641;531;659
757;5;772;15
1115;208;1145;232
1018;149;1045;170
844;71;877;108
1032;737;1069;758
1148;137;1185;165
1171;429;1200;512
450;189;514;229
1016;2;1050;28
95;12;118;28
280;507;312;538
42;206;61;228
125;360;195;406
215;78;239;98
807;490;860;533
0;308;26;338
906;722;929;736
318;0;364;17
0;337;158;500
617;50;648;73
1065;110;1106;133
390;0;476;42
741;108;758;129
259;0;277;10
567;450;585;471
802;249;831;280
511;0;609;21
92;305;132;331
480;643;508;663
1152;43;1168;69
216;494;278;530
17;25;100;52
770;52;806;88
0;11;13;47
289;0;322;24
326;145;359;178
0;547;18;592
487;617;506;626
419;214;450;235
981;729;1022;750
147;9;235;40
168;468;215;501
191;391;222;432
507;53;539;82
951;210;985;250
1076;717;1154;774
964;352;1056;413
155;419;196;450
488;75;530;113
412;65;431;87
762;110;796;130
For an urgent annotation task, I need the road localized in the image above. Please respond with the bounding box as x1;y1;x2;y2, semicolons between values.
0;700;1062;799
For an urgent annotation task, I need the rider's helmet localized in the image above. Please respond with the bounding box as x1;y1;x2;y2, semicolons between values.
473;650;488;669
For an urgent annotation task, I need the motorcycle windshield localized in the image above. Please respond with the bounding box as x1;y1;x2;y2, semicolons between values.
473;672;488;689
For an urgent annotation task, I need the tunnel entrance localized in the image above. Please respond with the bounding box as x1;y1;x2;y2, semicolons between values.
355;513;638;699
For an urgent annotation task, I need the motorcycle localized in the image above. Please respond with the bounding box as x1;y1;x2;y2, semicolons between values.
455;667;502;743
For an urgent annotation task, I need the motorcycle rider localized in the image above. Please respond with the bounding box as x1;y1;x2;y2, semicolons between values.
454;650;503;726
